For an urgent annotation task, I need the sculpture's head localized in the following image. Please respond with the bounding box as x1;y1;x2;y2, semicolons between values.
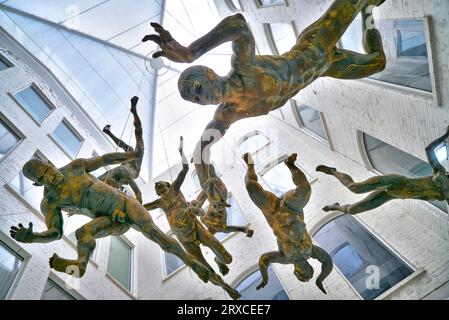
23;159;63;187
293;261;314;282
178;65;223;105
155;181;171;196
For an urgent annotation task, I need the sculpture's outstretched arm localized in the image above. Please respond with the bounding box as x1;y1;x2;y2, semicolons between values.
256;251;287;290
425;126;449;175
143;199;161;211
129;180;143;204
143;13;255;65
79;151;140;173
173;137;189;191
10;200;63;243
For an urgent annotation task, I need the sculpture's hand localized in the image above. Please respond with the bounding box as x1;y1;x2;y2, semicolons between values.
178;136;184;155
10;222;34;243
142;23;193;62
256;279;268;290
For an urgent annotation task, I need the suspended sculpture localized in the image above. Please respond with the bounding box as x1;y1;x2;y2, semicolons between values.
190;164;254;238
242;153;333;294
142;0;386;164
9;151;212;282
143;137;241;300
317;127;449;215
100;96;144;203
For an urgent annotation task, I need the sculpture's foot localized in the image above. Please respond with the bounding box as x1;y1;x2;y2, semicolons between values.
316;165;336;175
189;258;212;283
103;124;111;133
210;274;241;300
224;286;241;300
242;152;254;165
215;257;229;276
245;228;254;238
322;203;340;212
284;153;297;168
49;253;86;278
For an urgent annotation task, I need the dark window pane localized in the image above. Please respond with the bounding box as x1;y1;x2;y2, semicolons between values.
363;133;447;213
14;86;53;123
164;251;184;276
297;105;327;140
40;279;75;300
0;119;21;159
52;121;82;157
107;237;132;291
0;55;11;71
236;267;289;300
314;215;413;300
0;240;23;299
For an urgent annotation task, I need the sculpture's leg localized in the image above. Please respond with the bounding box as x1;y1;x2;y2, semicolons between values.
297;0;384;51
49;217;128;277
311;245;333;294
125;201;211;283
282;153;312;210
102;125;134;152
130;97;144;155
196;222;233;275
218;225;254;237
181;241;241;300
323;190;394;214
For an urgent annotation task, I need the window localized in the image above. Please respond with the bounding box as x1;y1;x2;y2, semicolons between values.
107;236;132;291
257;0;286;7
51;121;82;158
0;240;23;299
261;159;299;196
225;0;242;11
340;17;431;92
0;118;21;159
294;104;328;141
236;267;289;300
314;215;413;300
215;195;248;241
239;132;270;155
363;133;448;213
9;153;46;211
0;55;12;71
40;279;75;300
13;85;53;123
266;22;296;55
162;236;185;278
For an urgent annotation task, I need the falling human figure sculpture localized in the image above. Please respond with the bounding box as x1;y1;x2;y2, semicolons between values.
100;96;144;203
242;152;333;293
142;0;386;164
190;164;254;238
143;137;241;300
317;127;449;215
9;151;212;282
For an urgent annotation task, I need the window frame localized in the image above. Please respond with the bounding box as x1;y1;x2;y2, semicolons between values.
255;0;288;9
9;83;56;126
311;212;422;300
0;113;25;164
291;100;332;147
263;21;298;55
231;264;291;300
0;53;14;71
224;0;242;11
357;130;449;214
160;232;187;280
49;118;84;159
105;235;135;294
41;275;82;300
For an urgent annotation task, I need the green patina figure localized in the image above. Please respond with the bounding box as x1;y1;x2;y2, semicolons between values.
9;151;212;282
143;137;241;300
242;153;333;294
100;96;144;203
317;127;449;214
143;0;386;162
190;165;254;238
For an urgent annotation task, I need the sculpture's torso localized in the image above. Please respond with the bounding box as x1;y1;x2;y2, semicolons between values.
385;174;449;201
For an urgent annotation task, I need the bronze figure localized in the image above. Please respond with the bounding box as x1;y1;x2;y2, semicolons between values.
100;96;144;203
143;137;241;300
190;166;254;238
242;153;333;294
9;151;212;283
317;127;449;214
143;0;386;162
